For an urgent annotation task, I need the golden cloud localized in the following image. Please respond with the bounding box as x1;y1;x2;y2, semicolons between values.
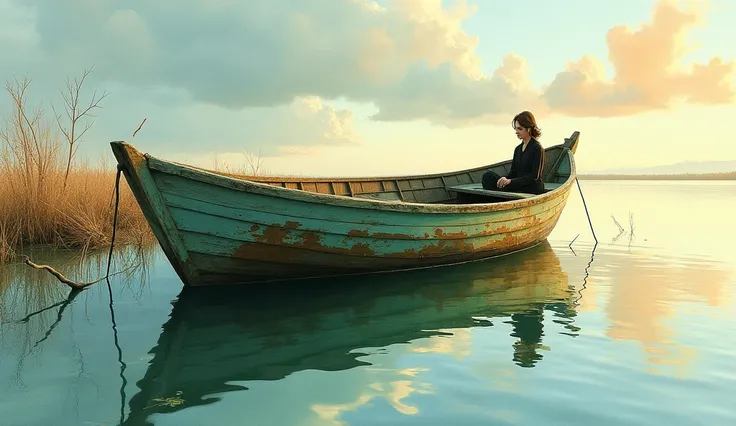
543;0;735;117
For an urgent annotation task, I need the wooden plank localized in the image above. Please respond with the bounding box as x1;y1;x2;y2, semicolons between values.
439;176;452;198
163;197;567;243
394;180;405;201
354;192;403;202
409;179;425;189
177;215;562;265
448;184;535;200
542;148;563;180
382;181;398;191
165;200;566;251
449;182;563;199
423;177;444;188
316;182;332;194
358;181;382;194
333;182;350;196
409;188;450;203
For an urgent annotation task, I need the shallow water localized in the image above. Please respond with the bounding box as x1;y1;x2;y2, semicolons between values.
0;180;734;426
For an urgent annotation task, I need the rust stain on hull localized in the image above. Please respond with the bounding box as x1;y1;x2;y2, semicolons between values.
232;210;562;267
283;221;300;229
337;201;560;243
347;229;432;239
394;222;545;259
246;221;379;259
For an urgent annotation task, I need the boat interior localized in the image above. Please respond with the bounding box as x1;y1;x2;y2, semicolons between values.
194;132;579;205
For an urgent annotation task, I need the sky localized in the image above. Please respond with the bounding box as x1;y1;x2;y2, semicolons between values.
0;0;734;176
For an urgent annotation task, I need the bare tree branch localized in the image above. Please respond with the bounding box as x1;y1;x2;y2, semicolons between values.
243;146;265;176
52;66;110;189
3;77;60;198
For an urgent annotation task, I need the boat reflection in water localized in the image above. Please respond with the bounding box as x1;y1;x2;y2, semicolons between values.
124;240;578;424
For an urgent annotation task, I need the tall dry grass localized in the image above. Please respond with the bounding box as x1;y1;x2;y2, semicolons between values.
0;75;153;265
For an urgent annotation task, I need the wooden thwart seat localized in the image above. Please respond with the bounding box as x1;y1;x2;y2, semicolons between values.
448;182;562;202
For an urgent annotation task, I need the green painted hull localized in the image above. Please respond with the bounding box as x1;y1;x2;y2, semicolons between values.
110;132;580;286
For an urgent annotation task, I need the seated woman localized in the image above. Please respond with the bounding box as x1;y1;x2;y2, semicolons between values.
482;111;546;195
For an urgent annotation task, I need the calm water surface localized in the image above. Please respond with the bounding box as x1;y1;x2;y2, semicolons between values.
1;180;734;426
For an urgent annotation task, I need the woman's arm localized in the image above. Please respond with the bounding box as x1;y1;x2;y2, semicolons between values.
506;146;520;179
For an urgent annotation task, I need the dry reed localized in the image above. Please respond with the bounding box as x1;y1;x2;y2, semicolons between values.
0;74;153;265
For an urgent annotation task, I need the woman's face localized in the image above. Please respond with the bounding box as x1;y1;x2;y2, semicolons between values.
514;121;530;140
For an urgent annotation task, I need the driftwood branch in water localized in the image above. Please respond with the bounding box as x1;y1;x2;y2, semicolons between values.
20;165;132;290
22;255;138;290
23;255;97;290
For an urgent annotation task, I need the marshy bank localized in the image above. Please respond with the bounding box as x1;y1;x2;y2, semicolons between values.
0;71;154;266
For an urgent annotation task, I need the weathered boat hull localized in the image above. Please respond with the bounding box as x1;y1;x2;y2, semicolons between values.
110;132;580;286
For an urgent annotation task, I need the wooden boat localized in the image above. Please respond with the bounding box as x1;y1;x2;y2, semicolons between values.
110;131;580;286
122;241;580;425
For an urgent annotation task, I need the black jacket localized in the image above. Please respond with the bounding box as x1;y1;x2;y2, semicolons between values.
506;138;545;194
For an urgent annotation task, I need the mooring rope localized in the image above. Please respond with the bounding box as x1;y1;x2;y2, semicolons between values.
22;164;131;290
7;165;125;325
575;176;598;245
106;164;123;281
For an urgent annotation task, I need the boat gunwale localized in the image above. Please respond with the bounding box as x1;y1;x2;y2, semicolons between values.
134;147;577;215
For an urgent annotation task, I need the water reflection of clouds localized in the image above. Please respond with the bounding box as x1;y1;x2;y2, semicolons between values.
411;328;472;360
585;245;734;377
311;367;433;424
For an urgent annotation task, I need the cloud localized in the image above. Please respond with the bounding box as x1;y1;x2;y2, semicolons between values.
543;0;736;117
5;0;541;127
1;0;733;149
100;87;359;156
281;96;360;153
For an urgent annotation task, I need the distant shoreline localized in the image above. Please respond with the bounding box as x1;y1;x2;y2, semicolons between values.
578;172;736;180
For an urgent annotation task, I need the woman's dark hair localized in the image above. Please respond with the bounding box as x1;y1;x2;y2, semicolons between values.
513;111;541;138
